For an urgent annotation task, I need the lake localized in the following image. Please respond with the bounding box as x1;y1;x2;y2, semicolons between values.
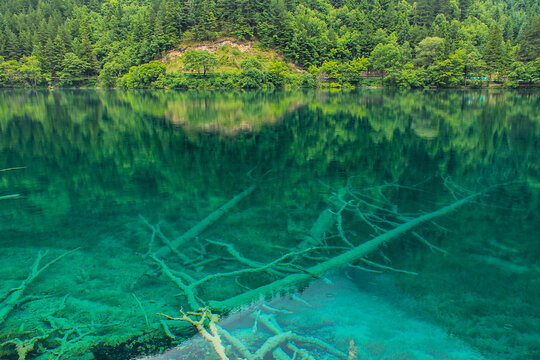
0;89;538;360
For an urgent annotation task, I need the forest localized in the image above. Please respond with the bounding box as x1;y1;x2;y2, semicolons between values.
0;0;538;88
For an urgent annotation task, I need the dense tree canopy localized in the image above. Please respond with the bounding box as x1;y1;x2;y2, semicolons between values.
0;0;538;88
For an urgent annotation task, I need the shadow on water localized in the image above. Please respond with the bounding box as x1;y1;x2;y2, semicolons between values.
0;89;538;359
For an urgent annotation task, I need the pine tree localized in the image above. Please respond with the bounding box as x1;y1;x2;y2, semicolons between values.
53;34;67;72
76;19;98;76
431;14;449;39
160;0;181;45
459;0;471;20
36;19;49;45
4;28;21;59
32;41;49;71
414;0;434;27
19;30;33;57
371;0;384;29
192;0;218;41
397;19;411;44
484;25;504;71
44;38;56;73
518;17;540;61
0;31;6;57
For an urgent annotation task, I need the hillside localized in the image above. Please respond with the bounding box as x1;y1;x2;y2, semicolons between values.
0;0;538;88
163;39;302;73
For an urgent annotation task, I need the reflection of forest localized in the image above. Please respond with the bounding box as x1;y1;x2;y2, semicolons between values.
163;91;307;136
0;89;538;231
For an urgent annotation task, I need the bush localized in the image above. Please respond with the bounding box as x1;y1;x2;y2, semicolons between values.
240;68;266;88
118;61;166;88
299;73;317;88
240;58;263;70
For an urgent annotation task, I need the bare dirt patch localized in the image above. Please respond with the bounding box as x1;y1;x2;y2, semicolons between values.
162;39;255;62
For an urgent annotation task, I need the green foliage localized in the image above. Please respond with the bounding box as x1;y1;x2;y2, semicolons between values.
240;68;266;88
484;25;505;72
517;17;540;61
416;37;445;67
184;50;219;75
19;56;44;87
339;57;370;84
1;60;22;86
240;58;263;71
319;61;340;78
118;61;166;89
58;53;87;86
267;60;290;87
370;43;403;72
508;58;540;85
0;0;536;88
388;63;426;88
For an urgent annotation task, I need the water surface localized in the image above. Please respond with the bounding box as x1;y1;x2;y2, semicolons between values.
0;89;538;360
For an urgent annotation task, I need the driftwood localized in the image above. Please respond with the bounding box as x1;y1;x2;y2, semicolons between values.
0;248;79;326
0;194;20;200
150;247;320;309
208;184;505;311
300;208;336;248
147;180;516;315
158;308;229;360
155;183;257;258
148;179;518;360
0;331;52;360
299;188;348;248
158;307;348;360
0;167;26;172
254;312;349;360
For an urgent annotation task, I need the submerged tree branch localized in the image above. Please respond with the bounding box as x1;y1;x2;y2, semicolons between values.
209;183;512;311
0;248;79;326
155;183;258;258
0;194;20;200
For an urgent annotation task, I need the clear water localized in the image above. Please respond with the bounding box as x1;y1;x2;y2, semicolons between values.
0;89;538;360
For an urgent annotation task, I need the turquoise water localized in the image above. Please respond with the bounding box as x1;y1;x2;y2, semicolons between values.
0;89;538;359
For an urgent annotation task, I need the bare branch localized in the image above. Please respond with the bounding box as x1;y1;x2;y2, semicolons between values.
0;248;79;326
210;182;514;311
158;308;229;360
0;194;20;200
0;167;26;172
412;231;448;255
155;183;258;258
360;258;418;275
150;255;201;309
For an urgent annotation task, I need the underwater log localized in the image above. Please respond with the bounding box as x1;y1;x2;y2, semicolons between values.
0;249;78;325
208;184;505;311
155;184;257;258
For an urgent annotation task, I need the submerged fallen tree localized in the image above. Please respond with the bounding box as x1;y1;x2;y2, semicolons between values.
154;183;258;259
149;179;518;314
208;181;499;310
151;179;519;359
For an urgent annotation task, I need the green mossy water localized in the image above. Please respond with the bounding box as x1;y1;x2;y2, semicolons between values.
0;89;538;359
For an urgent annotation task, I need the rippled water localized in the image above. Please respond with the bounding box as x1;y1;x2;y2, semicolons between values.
0;89;538;360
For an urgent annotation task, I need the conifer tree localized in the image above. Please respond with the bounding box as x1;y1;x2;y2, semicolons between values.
484;25;504;71
192;0;218;41
4;28;21;59
459;0;471;20
518;17;540;61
